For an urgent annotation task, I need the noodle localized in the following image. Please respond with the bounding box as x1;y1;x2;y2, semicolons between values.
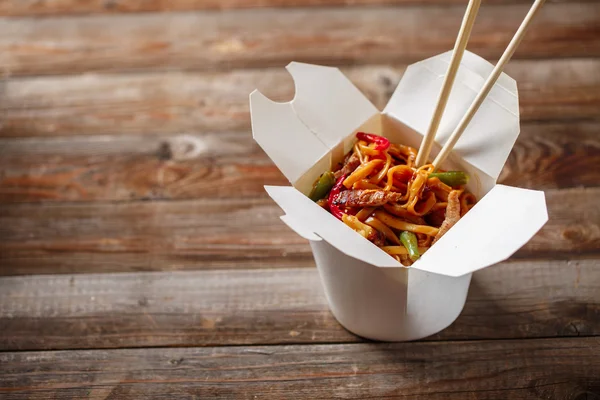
354;142;366;163
342;215;376;239
343;159;384;188
460;192;477;216
355;207;376;221
353;180;381;190
365;216;402;245
384;165;412;192
410;191;437;216
373;210;440;237
309;132;477;266
370;152;392;184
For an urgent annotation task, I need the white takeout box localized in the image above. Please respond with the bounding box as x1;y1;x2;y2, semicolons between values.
250;51;549;341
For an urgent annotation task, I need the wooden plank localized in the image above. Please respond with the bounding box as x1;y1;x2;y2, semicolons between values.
0;197;314;274
517;187;600;259
0;121;598;203
500;121;600;190
1;338;599;399
0;188;598;275
1;3;599;76
0;132;289;202
2;59;598;138
0;259;598;350
0;0;583;17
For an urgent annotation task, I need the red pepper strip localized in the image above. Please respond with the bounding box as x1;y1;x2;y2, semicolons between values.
356;132;390;151
328;174;348;220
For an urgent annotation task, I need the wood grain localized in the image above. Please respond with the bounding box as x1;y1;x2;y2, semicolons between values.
0;196;314;274
1;338;599;399
2;3;599;77
0;259;598;350
0;1;596;395
0;132;289;202
0;187;598;275
0;121;598;203
498;121;600;190
2;59;598;138
0;0;583;17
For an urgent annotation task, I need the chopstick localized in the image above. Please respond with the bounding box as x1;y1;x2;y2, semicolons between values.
415;0;482;167
432;0;547;170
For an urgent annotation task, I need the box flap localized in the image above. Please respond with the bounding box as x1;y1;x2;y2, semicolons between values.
250;91;329;184
286;62;379;149
384;51;519;181
280;215;322;242
412;185;548;277
265;185;400;267
251;62;378;185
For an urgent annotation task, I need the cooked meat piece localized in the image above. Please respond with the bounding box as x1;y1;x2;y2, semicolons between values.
432;190;461;245
334;152;361;179
367;229;386;247
333;189;404;208
399;254;413;267
424;208;446;228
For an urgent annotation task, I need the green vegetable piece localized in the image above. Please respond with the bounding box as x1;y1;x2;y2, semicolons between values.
400;231;420;261
309;171;335;202
429;171;469;187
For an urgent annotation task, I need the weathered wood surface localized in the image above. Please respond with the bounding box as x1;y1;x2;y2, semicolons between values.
2;59;599;138
1;337;599;399
0;0;585;17
499;121;600;190
2;3;599;77
0;0;598;397
0;121;597;203
0;197;313;275
0;132;288;202
0;187;598;275
0;259;598;351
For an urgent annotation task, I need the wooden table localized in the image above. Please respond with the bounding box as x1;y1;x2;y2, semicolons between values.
1;1;599;398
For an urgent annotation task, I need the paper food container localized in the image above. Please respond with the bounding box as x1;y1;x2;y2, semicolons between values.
250;50;549;342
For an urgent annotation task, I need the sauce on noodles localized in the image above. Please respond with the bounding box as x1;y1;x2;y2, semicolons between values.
308;132;477;266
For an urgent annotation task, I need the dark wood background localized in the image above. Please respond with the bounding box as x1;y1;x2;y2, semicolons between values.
0;0;599;398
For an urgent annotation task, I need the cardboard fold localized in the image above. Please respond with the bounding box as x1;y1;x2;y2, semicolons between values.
279;215;322;242
415;185;548;277
286;62;379;149
250;90;329;184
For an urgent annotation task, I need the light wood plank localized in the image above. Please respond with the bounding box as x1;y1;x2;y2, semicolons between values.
0;0;584;17
0;188;598;275
1;338;599;398
1;4;598;76
0;121;598;203
2;59;598;138
0;259;598;350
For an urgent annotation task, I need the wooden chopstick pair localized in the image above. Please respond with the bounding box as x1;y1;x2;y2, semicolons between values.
415;0;547;170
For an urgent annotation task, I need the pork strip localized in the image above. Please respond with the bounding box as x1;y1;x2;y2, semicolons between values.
334;152;361;179
432;190;461;245
333;189;404;207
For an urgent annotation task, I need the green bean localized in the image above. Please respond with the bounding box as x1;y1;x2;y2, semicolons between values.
309;171;335;202
429;171;469;187
400;231;420;261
